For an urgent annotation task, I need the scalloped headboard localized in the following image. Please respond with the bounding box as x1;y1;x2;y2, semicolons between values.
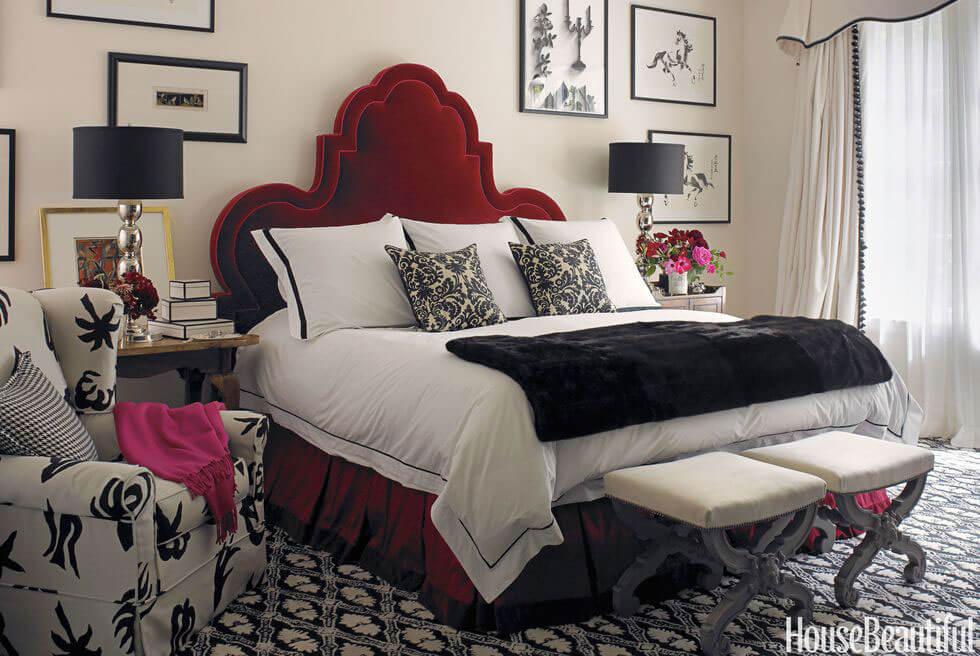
210;63;565;329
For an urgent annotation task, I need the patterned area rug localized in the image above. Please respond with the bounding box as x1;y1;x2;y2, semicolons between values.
187;445;979;655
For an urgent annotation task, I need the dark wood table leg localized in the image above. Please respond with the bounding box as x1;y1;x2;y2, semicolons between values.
178;368;206;405
210;373;241;410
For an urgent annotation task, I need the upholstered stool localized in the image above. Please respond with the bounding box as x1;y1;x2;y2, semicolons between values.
742;432;934;608
605;452;827;656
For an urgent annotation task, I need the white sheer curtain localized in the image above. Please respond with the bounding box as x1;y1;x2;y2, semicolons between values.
862;0;980;445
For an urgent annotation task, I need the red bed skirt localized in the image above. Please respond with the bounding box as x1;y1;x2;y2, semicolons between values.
263;424;889;632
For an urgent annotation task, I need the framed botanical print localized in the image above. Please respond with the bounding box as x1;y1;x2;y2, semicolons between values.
109;52;247;143
520;0;608;118
40;207;176;293
632;5;716;107
0;130;13;261
647;130;731;224
47;0;214;32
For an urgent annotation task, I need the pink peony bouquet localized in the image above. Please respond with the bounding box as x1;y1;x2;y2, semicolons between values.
636;229;731;282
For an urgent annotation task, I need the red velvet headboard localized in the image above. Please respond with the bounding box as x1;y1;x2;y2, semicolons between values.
210;63;565;329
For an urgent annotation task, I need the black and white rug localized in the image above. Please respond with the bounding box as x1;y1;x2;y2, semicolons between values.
187;445;979;655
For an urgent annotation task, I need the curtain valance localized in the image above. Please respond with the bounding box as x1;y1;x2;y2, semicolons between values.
777;0;959;56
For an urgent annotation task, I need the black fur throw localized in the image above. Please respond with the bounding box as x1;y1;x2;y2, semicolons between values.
446;316;892;442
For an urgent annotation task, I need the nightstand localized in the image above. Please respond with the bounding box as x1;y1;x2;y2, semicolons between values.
117;333;259;409
656;285;727;313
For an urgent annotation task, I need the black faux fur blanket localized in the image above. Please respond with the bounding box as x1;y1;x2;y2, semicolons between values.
445;316;892;442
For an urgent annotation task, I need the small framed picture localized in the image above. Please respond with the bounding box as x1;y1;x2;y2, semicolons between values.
0;130;13;261
109;52;247;143
647;130;731;224
47;0;214;33
40;207;176;293
520;0;608;118
632;5;716;107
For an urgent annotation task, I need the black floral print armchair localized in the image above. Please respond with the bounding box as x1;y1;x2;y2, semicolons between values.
0;287;268;655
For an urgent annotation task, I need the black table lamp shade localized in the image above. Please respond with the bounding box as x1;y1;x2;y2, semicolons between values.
73;126;184;199
608;142;685;195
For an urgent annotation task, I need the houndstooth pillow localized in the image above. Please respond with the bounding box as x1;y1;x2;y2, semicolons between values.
509;239;616;316
0;350;98;461
385;243;506;332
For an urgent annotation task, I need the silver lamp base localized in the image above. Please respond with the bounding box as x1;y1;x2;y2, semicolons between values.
116;200;162;344
636;194;655;235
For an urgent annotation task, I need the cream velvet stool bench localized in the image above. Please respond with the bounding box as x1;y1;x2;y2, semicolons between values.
742;431;934;608
604;452;828;656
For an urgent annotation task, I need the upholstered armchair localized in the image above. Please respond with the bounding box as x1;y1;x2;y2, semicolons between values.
0;287;267;656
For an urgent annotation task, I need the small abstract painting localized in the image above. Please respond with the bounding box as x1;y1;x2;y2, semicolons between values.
155;87;207;110
520;0;608;118
74;237;130;284
632;5;716;106
648;130;731;224
41;207;174;292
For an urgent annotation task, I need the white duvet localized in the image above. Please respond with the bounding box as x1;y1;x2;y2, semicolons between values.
237;309;921;602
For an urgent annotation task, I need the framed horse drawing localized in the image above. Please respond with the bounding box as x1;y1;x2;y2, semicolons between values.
631;5;716;106
647;129;731;224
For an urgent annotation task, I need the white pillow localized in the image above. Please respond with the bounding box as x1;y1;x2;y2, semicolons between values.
252;215;415;339
399;218;535;318
504;217;659;309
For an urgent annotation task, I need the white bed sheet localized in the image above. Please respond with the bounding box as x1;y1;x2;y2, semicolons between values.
237;309;922;602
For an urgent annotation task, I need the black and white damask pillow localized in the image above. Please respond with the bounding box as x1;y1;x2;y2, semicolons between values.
385;244;506;332
509;239;616;316
0;350;98;461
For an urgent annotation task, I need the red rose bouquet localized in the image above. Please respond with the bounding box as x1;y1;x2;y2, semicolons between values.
81;271;159;321
636;229;731;282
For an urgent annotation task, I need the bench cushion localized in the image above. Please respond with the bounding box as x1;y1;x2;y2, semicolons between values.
742;432;934;494
603;452;827;529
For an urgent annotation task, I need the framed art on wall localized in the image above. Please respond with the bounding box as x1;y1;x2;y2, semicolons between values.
632;5;716;107
647;130;731;224
520;0;608;118
47;0;214;32
40;207;175;293
109;52;247;143
0;130;13;261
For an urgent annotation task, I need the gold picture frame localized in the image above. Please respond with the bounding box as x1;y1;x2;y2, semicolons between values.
40;206;176;293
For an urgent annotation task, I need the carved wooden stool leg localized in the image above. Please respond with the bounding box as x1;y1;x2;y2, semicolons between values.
699;505;817;655
826;474;928;608
612;542;677;616
611;504;724;616
891;535;927;583
611;501;820;656
700;578;756;656
773;574;814;623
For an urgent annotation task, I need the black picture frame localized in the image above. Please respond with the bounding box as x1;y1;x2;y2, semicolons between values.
647;129;731;224
0;129;13;261
631;5;717;107
108;52;248;144
47;0;215;33
519;0;609;119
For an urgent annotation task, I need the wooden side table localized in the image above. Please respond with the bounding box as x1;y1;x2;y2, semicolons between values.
655;285;727;314
117;334;260;409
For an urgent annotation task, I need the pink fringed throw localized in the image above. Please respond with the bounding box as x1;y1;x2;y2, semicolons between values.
115;401;238;542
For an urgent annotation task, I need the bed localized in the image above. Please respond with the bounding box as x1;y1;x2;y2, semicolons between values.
210;64;922;631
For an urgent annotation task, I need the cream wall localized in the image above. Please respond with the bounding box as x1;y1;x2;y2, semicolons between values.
0;0;790;403
738;0;798;317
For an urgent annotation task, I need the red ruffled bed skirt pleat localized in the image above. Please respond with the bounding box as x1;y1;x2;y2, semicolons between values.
263;424;889;632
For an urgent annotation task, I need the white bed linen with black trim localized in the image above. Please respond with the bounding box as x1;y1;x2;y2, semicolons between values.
236;309;922;603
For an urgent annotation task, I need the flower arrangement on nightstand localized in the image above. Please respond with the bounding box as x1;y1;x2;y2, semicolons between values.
636;228;732;296
82;270;160;344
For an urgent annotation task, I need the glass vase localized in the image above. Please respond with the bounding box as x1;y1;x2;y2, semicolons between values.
668;272;689;296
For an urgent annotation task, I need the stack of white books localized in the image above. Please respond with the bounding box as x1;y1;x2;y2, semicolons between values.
148;280;235;339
